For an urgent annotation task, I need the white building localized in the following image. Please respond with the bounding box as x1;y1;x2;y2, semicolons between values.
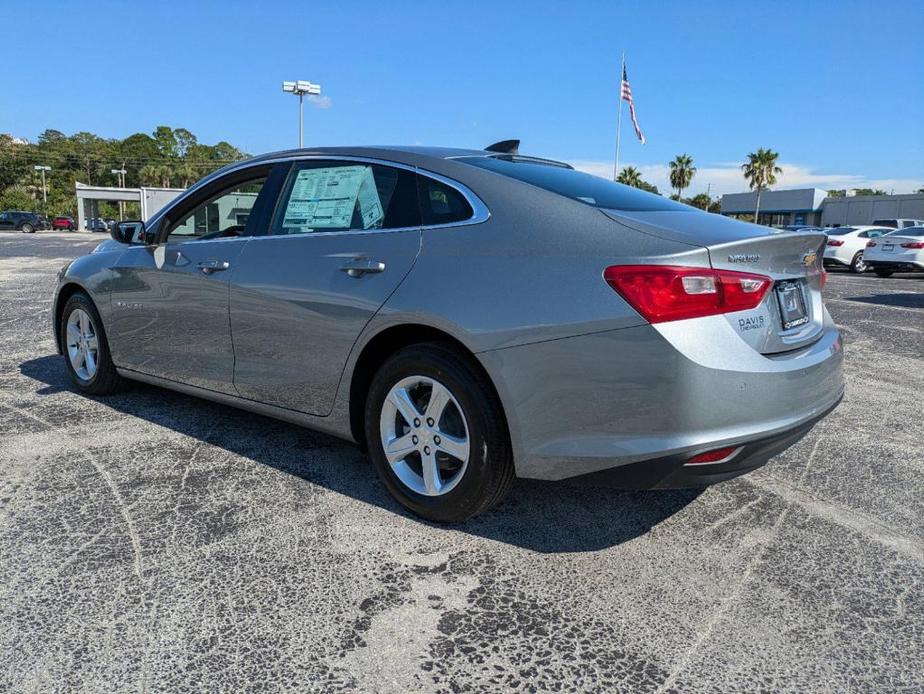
75;182;185;230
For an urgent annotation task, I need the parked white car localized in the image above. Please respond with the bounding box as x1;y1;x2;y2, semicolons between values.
872;218;924;230
864;226;924;277
822;226;891;273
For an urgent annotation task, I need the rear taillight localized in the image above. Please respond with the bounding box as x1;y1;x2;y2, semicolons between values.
826;239;844;247
866;241;877;248
603;265;772;323
900;242;924;249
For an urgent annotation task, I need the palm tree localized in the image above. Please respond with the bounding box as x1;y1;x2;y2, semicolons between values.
741;148;783;223
669;154;696;200
616;166;643;188
174;161;198;188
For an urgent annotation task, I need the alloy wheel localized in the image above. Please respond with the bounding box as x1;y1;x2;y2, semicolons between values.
66;308;99;381
379;375;470;496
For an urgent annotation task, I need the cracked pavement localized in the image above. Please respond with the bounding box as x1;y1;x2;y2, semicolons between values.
1;231;922;692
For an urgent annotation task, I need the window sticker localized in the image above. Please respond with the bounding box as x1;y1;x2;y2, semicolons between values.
282;165;384;231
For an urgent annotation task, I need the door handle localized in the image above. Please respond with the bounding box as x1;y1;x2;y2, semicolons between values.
339;258;385;278
197;259;230;274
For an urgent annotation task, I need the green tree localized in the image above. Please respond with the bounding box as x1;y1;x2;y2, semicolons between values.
616;166;642;187
0;185;35;211
637;180;660;195
173;128;198;158
669;154;696;200
688;192;718;211
153;126;178;159
851;188;887;196
174;161;198;188
826;189;846;197
741;148;782;223
139;163;172;187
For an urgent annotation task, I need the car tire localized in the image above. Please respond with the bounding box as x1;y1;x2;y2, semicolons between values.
21;223;34;233
849;252;866;274
364;342;514;523
60;292;125;395
874;269;893;278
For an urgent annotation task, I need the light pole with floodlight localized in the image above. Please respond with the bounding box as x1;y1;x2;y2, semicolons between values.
34;165;51;208
282;80;321;148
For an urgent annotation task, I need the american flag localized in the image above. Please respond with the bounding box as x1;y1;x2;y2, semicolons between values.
621;65;646;145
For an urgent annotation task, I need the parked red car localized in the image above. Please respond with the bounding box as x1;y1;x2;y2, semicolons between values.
52;216;77;231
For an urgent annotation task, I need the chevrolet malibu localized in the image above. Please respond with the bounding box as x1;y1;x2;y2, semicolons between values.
52;144;844;522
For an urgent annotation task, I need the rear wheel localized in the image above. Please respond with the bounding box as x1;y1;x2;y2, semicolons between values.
21;223;34;233
364;343;514;523
849;252;866;273
60;292;125;395
874;269;893;278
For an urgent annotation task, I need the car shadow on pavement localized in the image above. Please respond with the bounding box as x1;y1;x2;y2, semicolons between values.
20;354;701;553
845;291;924;309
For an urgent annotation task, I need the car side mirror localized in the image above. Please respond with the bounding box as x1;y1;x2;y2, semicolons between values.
112;220;153;244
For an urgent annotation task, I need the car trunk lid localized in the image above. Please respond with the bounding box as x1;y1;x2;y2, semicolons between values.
602;209;828;354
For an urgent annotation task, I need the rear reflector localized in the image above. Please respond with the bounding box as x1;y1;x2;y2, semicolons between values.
685;446;742;466
826;239;844;247
603;265;772;323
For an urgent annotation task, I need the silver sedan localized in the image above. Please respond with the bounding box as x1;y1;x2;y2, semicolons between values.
52;145;844;522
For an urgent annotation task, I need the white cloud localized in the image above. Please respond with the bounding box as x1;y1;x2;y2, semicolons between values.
307;95;332;109
569;159;922;196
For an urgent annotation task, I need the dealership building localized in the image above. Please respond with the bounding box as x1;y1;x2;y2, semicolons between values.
720;189;924;227
74;182;184;230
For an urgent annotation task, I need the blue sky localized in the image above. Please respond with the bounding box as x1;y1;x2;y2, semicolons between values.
2;0;922;194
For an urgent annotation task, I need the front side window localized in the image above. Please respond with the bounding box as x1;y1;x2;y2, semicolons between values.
166;177;266;243
272;162;419;235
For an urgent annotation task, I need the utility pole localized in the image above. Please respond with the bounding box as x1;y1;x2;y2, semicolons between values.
34;165;51;209
111;167;127;220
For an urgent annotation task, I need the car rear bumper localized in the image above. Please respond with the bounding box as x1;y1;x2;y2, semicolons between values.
865;259;924;272
479;316;844;482
822;246;855;266
568;392;841;488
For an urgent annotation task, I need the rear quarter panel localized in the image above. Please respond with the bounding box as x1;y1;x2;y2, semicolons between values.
380;170;709;352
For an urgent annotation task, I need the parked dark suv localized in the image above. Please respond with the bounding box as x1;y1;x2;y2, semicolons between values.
0;210;43;233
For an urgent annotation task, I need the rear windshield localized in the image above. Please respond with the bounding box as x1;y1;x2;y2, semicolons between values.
826;227;855;235
872;219;898;228
894;227;924;236
457;156;688;212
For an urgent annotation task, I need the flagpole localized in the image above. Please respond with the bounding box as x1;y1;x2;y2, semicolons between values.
613;52;625;181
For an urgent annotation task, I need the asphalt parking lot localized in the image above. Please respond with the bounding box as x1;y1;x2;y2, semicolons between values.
1;231;922;692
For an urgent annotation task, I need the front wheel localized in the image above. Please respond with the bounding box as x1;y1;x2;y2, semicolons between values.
849;252;866;273
874;269;893;278
364;343;514;523
60;292;125;395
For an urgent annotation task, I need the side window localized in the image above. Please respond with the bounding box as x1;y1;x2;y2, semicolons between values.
271;162;419;235
166;176;266;243
416;174;474;226
858;231;870;238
